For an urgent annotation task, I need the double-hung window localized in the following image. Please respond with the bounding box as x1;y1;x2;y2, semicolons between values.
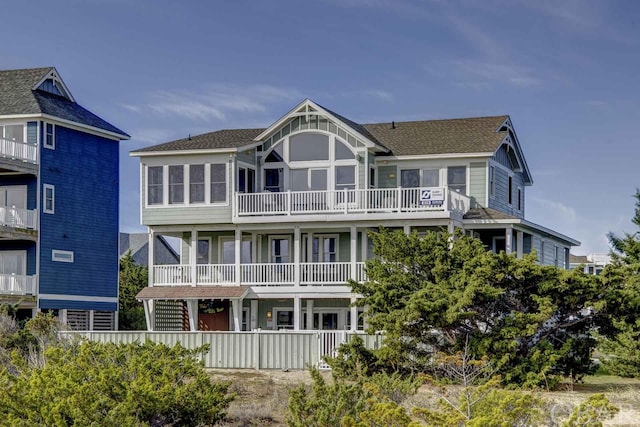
168;165;184;204
44;123;55;149
147;166;163;205
43;184;55;214
210;164;226;203
447;166;466;194
189;165;205;203
271;237;290;263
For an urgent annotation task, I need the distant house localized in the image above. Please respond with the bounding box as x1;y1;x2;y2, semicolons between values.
0;67;129;330
131;99;579;332
569;253;611;275
119;232;179;266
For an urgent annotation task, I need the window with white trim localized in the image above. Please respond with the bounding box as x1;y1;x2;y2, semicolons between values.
44;123;55;149
52;249;74;263
447;166;466;194
270;236;290;263
147;166;163;205
43;184;55;214
210;163;227;203
189;164;205;203
168;165;184;204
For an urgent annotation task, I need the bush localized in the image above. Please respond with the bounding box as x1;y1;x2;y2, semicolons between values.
0;340;234;426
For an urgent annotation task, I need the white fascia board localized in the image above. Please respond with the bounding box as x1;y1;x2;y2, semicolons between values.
38;294;118;303
464;217;580;246
40;114;128;140
377;152;493;161
131;147;239;157
0;113;127;141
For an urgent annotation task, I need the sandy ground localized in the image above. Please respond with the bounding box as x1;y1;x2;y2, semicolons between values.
209;369;640;426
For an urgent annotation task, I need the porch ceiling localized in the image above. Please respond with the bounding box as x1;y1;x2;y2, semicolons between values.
136;286;249;300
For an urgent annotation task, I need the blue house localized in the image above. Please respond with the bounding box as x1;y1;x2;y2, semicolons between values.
0;67;128;330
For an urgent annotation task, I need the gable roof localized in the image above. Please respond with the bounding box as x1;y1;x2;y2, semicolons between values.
0;67;129;139
131;100;513;159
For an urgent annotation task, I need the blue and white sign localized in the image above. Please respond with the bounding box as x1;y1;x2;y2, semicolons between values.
420;187;445;206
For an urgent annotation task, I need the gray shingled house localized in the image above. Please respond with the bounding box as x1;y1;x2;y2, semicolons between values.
130;99;579;332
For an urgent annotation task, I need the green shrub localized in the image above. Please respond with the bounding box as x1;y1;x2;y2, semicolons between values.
0;340;234;426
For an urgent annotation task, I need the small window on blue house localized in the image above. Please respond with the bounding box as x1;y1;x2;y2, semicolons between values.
43;184;55;214
44;123;55;149
52;249;74;263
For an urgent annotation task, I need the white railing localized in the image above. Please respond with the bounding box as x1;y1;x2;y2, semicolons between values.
196;264;235;284
154;264;192;285
241;263;295;286
301;262;351;285
236;187;470;217
0;138;37;164
0;274;36;295
0;206;37;229
152;262;366;287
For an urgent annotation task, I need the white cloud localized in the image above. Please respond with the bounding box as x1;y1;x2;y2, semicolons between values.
364;90;393;101
452;60;542;88
127;84;302;123
529;196;577;223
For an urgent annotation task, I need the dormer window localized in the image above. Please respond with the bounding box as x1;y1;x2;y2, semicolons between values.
35;70;74;102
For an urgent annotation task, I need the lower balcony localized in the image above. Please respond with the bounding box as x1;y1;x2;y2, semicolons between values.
0;273;36;296
152;262;367;287
0;206;37;230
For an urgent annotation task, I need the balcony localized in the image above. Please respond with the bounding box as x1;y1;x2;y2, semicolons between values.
0;274;36;296
152;262;367;287
234;187;469;221
0;138;37;164
0;207;37;230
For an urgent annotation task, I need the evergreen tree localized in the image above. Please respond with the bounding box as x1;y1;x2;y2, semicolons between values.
118;251;148;330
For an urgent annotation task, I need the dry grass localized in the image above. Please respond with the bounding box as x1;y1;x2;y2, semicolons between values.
208;370;640;426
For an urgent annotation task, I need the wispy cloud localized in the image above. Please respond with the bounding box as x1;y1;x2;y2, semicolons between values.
126;84;302;123
364;89;394;101
530;196;577;223
446;59;542;89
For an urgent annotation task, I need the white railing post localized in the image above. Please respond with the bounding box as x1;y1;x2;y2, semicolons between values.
287;190;292;215
397;187;402;213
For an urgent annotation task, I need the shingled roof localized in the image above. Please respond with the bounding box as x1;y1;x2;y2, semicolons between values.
131;102;509;157
132;128;264;153
362;115;508;156
0;67;129;138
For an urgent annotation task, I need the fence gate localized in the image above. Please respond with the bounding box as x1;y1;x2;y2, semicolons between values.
317;331;346;370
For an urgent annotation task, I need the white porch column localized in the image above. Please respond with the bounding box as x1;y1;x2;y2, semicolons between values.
307;232;314;261
306;299;314;330
231;298;242;331
250;300;258;330
191;229;198;287
148;230;155;286
516;231;524;259
293;295;302;330
505;227;513;255
186;300;198;331
350;296;358;331
294;226;301;286
143;300;155;331
350;225;357;279
404;224;411;234
361;229;368;261
235;228;242;285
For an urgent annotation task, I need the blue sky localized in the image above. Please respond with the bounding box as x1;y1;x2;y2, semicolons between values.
2;0;638;255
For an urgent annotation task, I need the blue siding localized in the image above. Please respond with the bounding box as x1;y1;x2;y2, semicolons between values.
0;175;37;209
39;299;116;311
38;124;119;307
0;241;36;275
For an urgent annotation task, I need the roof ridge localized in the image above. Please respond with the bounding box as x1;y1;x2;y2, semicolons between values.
362;115;509;127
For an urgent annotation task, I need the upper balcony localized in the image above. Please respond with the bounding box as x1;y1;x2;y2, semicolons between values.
0;137;38;173
234;187;470;223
